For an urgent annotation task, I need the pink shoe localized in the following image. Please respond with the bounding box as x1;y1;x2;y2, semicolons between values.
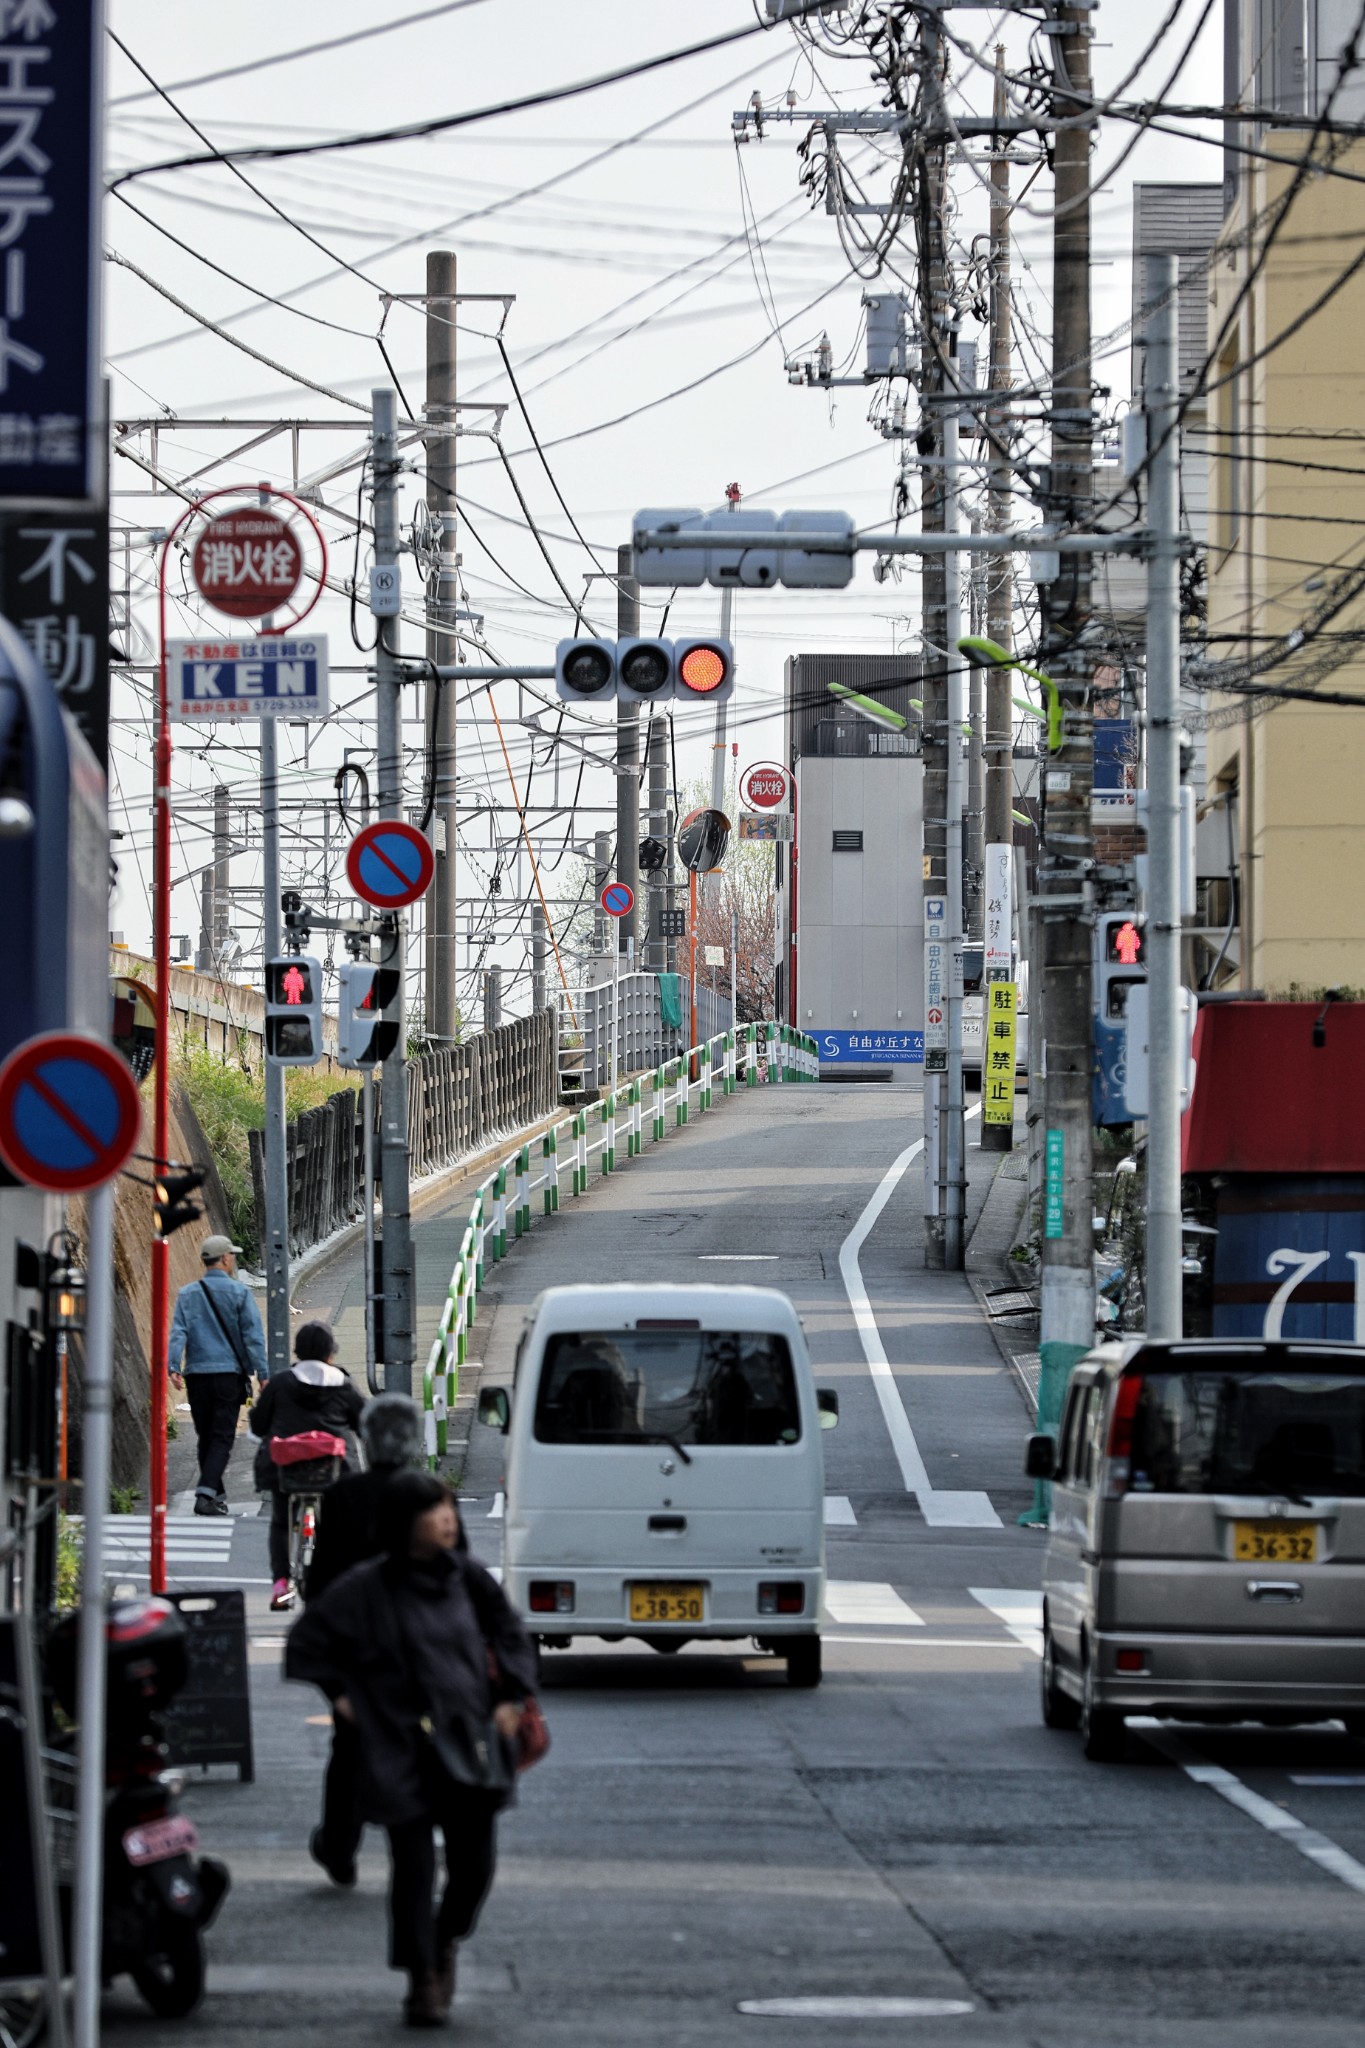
270;1578;296;1611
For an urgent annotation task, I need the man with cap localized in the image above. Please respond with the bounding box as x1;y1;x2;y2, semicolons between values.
168;1234;268;1517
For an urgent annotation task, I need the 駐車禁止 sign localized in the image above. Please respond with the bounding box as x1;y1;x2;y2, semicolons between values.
167;636;330;721
0;1;104;507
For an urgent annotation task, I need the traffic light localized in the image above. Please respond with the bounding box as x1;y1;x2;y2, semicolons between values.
337;962;401;1070
674;638;734;705
616;638;674;704
265;954;323;1066
155;1165;206;1239
638;834;668;874
677;806;731;873
1097;912;1146;1019
555;638;616;704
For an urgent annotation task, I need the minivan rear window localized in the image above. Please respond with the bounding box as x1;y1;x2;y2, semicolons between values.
1131;1372;1365;1496
534;1329;801;1448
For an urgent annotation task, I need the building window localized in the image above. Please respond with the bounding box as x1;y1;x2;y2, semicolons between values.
1215;340;1241;552
832;830;864;853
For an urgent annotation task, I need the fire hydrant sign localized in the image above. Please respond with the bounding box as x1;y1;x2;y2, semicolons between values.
192;509;303;618
982;981;1018;1126
167;635;329;721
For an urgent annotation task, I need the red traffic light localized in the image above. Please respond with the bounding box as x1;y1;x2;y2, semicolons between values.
677;643;729;696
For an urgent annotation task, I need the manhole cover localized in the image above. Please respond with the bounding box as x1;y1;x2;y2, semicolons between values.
738;1998;975;2020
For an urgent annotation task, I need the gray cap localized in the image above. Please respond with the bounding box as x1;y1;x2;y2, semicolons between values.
200;1234;241;1264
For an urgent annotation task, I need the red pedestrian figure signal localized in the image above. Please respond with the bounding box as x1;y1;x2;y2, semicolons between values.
282;963;307;1006
1113;921;1142;966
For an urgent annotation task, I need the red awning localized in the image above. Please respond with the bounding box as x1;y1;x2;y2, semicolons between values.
1183;1002;1365;1173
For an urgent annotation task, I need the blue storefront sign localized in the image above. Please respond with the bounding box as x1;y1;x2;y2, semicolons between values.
168;635;330;721
1212;1176;1365;1342
815;1029;924;1064
0;0;103;506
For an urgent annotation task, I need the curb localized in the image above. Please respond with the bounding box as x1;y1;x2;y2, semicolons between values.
964;1143;1039;1419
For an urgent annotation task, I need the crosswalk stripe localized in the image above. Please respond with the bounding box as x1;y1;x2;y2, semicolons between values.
823;1581;924;1627
968;1587;1043;1654
823;1496;857;1527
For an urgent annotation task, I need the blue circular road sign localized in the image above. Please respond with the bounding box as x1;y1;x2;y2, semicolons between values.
345;821;435;910
600;881;634;919
0;1032;143;1193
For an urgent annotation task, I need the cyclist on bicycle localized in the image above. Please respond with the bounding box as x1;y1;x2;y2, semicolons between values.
250;1322;364;1611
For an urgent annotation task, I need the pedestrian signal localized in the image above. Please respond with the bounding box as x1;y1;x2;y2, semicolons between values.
155;1165;206;1239
337;961;401;1070
265;954;323;1066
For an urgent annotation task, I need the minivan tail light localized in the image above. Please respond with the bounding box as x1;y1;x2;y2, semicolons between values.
1103;1374;1143;1499
529;1582;575;1614
758;1582;805;1616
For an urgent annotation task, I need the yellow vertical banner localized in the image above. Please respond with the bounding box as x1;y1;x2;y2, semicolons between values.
983;980;1017;1126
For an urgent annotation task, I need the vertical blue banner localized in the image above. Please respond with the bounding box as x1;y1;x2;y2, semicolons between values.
0;0;102;506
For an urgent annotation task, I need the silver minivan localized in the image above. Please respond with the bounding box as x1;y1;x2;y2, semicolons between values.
1028;1338;1365;1760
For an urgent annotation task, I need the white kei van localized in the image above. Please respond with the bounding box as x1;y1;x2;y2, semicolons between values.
477;1283;839;1686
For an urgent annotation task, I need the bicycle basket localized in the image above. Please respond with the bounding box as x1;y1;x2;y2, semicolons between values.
278;1456;342;1494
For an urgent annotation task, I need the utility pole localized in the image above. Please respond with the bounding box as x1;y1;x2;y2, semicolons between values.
944;404;966;1269
1144;252;1183;1339
424;249;459;1044
710;584;734;819
1036;0;1097;1445
615;543;640;961
259;576;289;1378
372;388;416;1396
919;14;951;1269
213;782;230;962
982;44;1016;1155
646;710;668;970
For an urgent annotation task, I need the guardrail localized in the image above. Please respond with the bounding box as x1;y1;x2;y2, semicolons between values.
420;1021;818;1463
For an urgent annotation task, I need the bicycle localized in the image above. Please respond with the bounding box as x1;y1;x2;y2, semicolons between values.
269;1435;346;1606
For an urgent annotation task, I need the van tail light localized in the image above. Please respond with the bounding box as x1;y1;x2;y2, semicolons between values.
529;1581;574;1615
1116;1649;1147;1673
758;1582;805;1617
1103;1374;1143;1499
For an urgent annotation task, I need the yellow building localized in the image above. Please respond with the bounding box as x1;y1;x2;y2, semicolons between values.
1204;76;1365;993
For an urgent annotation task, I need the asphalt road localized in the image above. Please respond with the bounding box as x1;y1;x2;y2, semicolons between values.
122;1081;1365;2046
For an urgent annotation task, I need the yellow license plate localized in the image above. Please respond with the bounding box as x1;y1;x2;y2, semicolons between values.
1233;1520;1318;1564
629;1583;704;1624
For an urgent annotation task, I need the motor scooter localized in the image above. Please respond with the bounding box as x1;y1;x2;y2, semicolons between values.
47;1595;229;2017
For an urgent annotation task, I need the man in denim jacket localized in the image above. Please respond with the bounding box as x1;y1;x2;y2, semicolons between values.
168;1235;268;1517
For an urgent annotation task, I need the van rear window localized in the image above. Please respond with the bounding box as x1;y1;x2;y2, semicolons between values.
534;1330;801;1448
1131;1372;1365;1496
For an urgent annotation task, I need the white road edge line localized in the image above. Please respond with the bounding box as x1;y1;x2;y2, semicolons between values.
837;1123;1000;1528
1134;1722;1365;1895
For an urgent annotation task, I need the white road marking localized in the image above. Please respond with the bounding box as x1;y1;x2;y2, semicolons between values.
824;1581;924;1627
823;1636;1031;1651
488;1491;505;1520
1290;1775;1365;1787
823;1495;857;1527
1135;1723;1365;1895
739;1997;974;2020
699;1254;778;1261
837;1132;1000;1528
968;1587;1044;1655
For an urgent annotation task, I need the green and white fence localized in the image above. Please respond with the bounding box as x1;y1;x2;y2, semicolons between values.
421;1021;818;1464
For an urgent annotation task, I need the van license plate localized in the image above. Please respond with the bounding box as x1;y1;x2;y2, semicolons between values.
629;1583;704;1624
1233;1521;1318;1563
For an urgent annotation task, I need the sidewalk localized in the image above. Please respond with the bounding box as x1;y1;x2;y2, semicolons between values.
964;1133;1039;1419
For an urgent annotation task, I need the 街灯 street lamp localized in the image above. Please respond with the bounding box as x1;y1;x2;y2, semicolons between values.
957;635;1064;754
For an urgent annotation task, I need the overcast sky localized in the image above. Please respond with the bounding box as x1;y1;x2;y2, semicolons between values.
103;1;1221;996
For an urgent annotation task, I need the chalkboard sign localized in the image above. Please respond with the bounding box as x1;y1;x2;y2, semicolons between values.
0;1614;65;2019
162;1590;254;1783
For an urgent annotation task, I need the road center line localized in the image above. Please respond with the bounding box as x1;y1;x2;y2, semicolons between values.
837;1127;999;1528
1135;1723;1365;1895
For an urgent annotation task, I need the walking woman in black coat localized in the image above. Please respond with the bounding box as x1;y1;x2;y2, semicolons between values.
286;1470;538;2028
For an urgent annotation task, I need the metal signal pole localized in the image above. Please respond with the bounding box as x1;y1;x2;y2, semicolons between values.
616;544;640;959
424;249;459;1045
371;388;416;1395
1036;0;1097;1454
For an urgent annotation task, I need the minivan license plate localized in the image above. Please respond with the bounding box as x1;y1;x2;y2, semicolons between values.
629;1583;704;1624
1233;1520;1318;1564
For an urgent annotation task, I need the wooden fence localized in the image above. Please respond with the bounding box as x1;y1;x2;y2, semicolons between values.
249;1009;559;1257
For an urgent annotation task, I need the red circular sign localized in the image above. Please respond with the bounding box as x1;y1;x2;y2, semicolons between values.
345;821;436;910
0;1032;143;1193
600;882;634;919
193;508;303;620
740;761;790;811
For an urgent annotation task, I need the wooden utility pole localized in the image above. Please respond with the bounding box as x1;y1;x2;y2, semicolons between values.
982;45;1016;1155
1036;0;1097;1457
424;249;459;1044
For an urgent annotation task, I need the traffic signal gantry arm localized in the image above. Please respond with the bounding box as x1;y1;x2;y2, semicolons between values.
957;635;1064;754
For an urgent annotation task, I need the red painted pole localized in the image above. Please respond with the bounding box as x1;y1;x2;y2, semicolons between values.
149;546;172;1597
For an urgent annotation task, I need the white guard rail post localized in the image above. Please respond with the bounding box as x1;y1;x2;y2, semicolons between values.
421;1021;819;1467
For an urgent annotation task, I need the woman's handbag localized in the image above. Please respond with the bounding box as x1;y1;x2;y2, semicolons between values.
418;1710;515;1797
514;1694;551;1772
